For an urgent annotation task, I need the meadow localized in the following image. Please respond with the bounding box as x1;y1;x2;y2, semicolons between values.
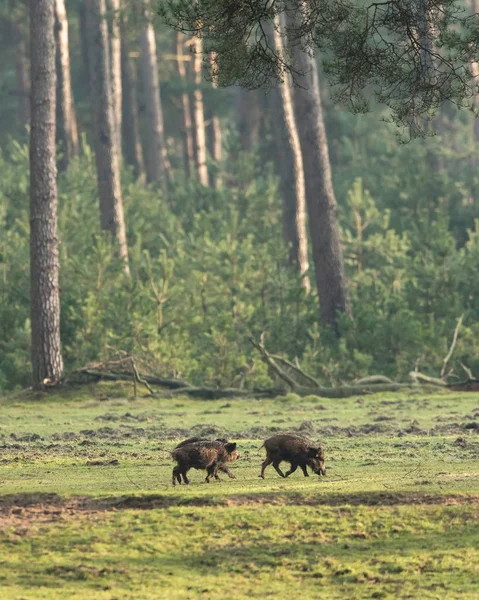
0;383;478;599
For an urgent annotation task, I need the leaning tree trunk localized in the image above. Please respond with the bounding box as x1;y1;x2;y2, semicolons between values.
176;31;195;178
54;0;79;171
29;0;63;390
192;34;209;186
86;0;129;272
106;0;122;157
287;17;350;331
121;33;145;180
272;15;310;292
13;23;30;130
139;0;168;194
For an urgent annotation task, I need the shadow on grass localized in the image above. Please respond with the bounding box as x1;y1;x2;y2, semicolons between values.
0;489;478;512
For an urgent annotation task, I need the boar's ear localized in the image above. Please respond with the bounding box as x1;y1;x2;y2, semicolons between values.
225;442;237;452
307;447;319;457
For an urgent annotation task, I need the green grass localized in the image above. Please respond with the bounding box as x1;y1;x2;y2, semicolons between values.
0;383;478;598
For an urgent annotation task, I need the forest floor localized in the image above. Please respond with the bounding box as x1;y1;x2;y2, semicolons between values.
0;383;478;599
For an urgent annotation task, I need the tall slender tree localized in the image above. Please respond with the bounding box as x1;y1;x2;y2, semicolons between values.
471;1;479;145
192;34;208;186
121;32;145;180
54;0;79;171
208;52;223;189
87;0;130;272
106;0;122;156
176;31;195;178
139;0;168;194
29;0;63;390
272;15;310;292
287;15;350;330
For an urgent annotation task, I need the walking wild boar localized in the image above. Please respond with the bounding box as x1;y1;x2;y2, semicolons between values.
174;437;234;478
172;440;239;485
259;434;326;479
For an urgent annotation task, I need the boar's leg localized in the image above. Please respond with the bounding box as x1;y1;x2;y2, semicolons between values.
300;464;309;477
259;456;273;478
219;465;236;479
272;461;286;478
172;466;182;486
284;463;298;477
181;470;190;484
205;464;217;483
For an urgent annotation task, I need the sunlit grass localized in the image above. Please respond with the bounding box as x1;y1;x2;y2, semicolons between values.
0;383;478;598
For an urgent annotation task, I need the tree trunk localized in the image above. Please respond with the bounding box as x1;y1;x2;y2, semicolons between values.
472;1;479;145
139;0;168;194
176;32;195;178
13;24;30;129
86;0;129;272
287;17;350;331
236;87;261;152
121;34;145;180
192;35;209;186
272;16;310;292
106;0;122;157
208;52;223;188
54;0;79;171
29;0;63;390
78;3;90;84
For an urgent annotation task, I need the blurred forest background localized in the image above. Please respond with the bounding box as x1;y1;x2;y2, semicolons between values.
1;0;479;392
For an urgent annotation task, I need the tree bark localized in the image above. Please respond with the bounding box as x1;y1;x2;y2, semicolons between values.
54;0;79;171
121;35;145;180
86;0;129;272
106;0;122;157
471;1;479;145
176;32;195;178
29;0;63;390
139;0;168;194
208;52;223;188
13;24;30;129
287;16;350;331
192;35;209;186
272;16;310;292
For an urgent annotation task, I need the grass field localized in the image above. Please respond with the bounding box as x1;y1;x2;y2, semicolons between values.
0;383;478;599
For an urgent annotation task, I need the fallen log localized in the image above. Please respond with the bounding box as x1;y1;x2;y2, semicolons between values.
408;371;446;387
160;382;440;399
78;370;191;390
354;375;395;385
447;379;479;392
248;336;446;397
160;387;284;400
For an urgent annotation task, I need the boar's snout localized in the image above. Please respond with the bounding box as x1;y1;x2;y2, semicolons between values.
308;446;326;476
310;459;326;476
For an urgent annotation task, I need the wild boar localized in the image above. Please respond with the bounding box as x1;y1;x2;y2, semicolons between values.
172;440;240;486
259;434;326;479
174;437;234;478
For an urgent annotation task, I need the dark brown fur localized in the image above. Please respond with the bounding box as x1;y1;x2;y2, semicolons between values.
259;434;326;479
174;437;234;478
172;440;240;485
